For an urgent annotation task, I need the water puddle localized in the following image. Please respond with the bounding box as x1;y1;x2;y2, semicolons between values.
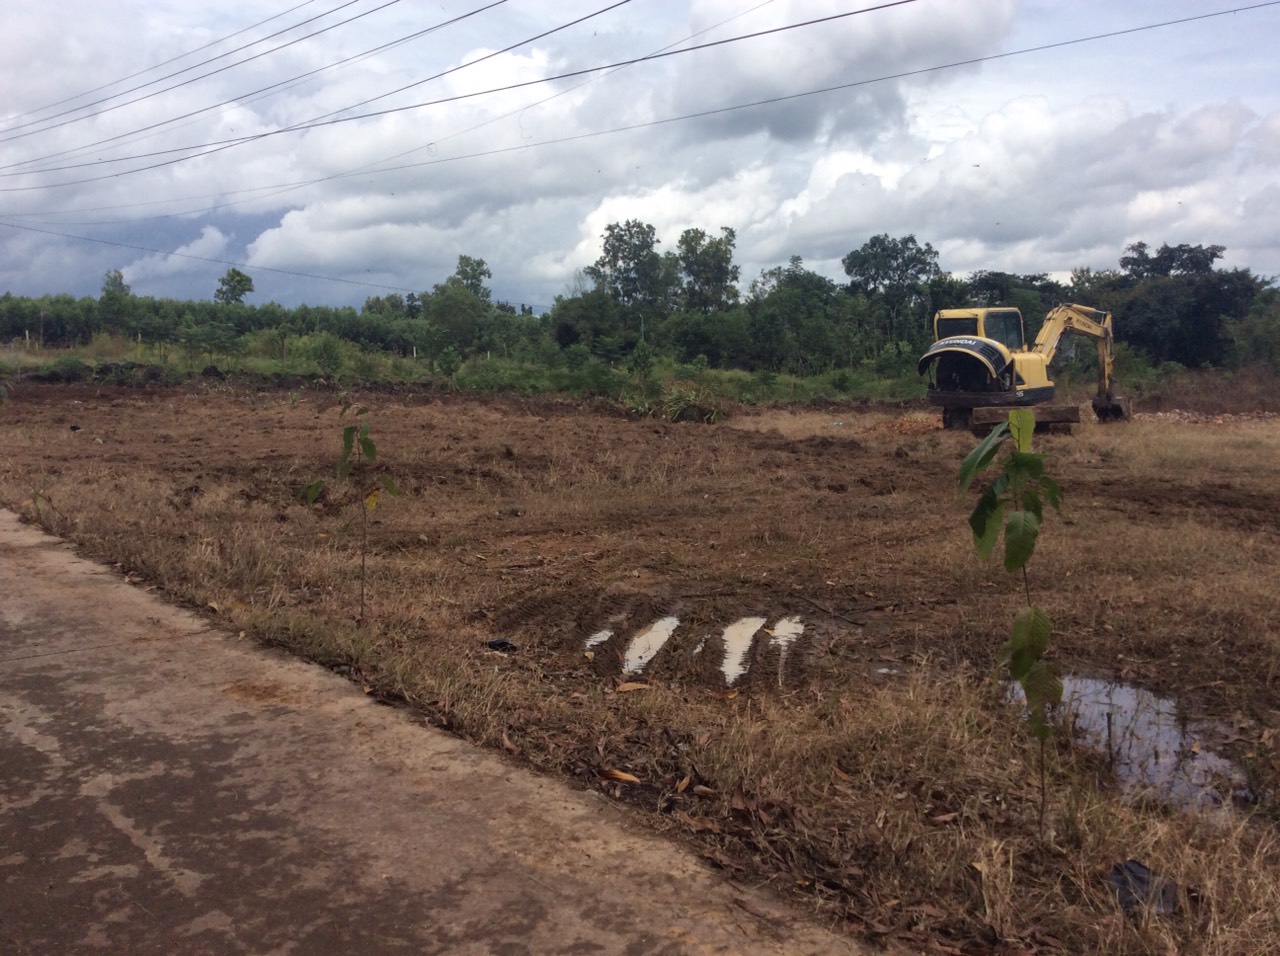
584;629;613;649
1055;677;1246;812
767;617;804;686
582;611;809;685
621;617;680;674
719;617;767;685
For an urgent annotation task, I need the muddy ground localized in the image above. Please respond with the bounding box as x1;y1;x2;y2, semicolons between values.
2;381;1279;954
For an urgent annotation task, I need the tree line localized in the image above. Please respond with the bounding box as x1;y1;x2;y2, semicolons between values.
3;225;1277;375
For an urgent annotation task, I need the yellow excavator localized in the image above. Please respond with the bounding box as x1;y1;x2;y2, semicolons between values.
917;302;1131;430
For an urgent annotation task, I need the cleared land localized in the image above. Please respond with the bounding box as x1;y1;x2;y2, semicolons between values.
2;381;1279;954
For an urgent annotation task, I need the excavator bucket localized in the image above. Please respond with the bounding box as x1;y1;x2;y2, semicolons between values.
1092;395;1131;423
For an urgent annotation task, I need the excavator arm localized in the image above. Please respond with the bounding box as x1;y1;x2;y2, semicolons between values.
1033;304;1129;421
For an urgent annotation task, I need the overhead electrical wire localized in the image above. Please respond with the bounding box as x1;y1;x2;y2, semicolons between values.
11;0;1276;193
2;0;322;125
0;0;399;144
0;0;512;175
0;0;911;189
1;0;1276;296
3;0;1274;207
0;0;784;224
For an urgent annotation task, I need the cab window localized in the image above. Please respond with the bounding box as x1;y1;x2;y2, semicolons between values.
936;317;978;338
983;310;1025;350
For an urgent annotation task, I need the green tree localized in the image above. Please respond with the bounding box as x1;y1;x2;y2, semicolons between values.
453;255;493;302
1119;241;1225;281
745;257;846;372
425;279;487;352
549;288;624;353
99;269;135;335
585;219;678;338
841;234;941;342
362;293;406;316
1108;242;1266;366
214;268;254;305
676;227;740;313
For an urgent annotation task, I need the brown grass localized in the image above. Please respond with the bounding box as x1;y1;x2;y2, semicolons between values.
2;381;1279;953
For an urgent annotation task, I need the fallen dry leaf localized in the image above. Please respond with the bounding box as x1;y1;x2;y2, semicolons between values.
616;681;649;692
692;784;717;797
676;773;691;793
673;810;722;833
501;730;519;753
603;768;641;784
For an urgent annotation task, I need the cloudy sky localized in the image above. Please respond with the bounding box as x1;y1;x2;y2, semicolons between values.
0;0;1276;311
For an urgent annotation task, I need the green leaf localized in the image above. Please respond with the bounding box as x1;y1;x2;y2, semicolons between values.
378;474;400;496
1021;489;1043;522
359;433;377;463
1009;451;1044;479
969;490;1004;559
1003;510;1040;572
339;424;356;470
1021;661;1063;742
1009;408;1036;453
1007;605;1051;680
1040;474;1063;511
959;423;1009;493
305;479;326;505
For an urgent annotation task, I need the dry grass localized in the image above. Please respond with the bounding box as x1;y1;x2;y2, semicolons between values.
2;382;1279;953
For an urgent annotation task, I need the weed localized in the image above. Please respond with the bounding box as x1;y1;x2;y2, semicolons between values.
306;396;400;625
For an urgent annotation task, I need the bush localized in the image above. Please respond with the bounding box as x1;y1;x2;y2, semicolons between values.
32;357;94;383
306;333;345;378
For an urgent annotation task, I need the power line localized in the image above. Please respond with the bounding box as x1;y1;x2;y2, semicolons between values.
0;0;512;176
0;0;395;144
0;0;909;189
4;1;1276;217
2;0;321;125
0;0;784;224
0;219;420;294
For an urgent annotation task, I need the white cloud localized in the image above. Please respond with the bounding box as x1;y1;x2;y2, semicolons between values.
122;225;228;285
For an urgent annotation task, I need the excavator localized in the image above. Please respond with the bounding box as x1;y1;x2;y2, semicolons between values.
917;302;1131;431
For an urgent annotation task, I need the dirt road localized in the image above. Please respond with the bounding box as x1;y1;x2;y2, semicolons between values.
0;511;866;955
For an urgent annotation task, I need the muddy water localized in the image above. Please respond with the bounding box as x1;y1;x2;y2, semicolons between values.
621;617;680;674
719;617;767;685
1057;677;1246;811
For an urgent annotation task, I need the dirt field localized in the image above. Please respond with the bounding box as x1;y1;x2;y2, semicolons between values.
3;381;1279;954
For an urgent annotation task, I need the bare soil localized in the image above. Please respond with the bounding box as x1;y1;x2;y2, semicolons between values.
3;381;1279;954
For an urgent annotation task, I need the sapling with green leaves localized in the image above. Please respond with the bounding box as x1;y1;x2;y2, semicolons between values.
959;408;1064;827
306;396;399;625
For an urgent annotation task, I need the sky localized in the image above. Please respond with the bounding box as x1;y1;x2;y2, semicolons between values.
0;0;1277;312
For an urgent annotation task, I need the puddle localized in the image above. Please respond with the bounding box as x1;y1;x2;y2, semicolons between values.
621;617;680;674
719;617;767;685
1055;677;1246;811
767;617;804;686
584;629;613;649
583;611;810;686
